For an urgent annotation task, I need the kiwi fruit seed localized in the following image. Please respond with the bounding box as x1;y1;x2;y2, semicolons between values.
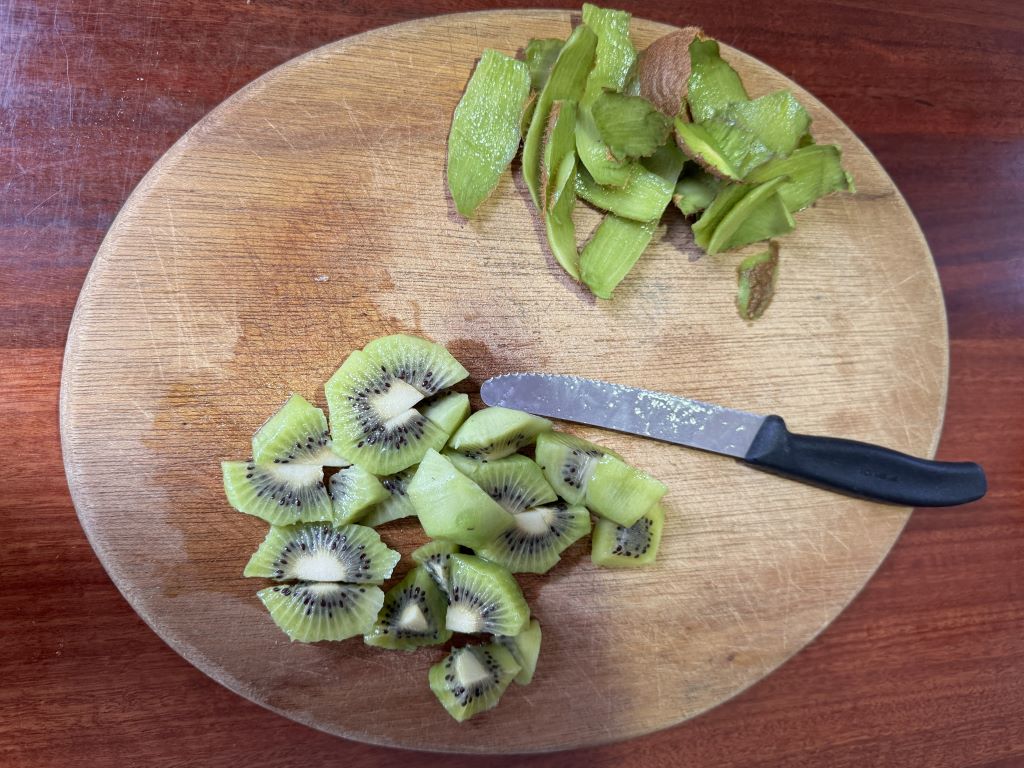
359;466;418;528
428;641;521;722
477;502;591;574
444;554;530;636
257;582;384;642
252;393;349;466
452;454;558;514
496;618;542;685
222;460;333;526
244;522;400;583
411;539;459;593
329;464;389;524
364;566;452;650
448;406;553;461
585;453;667;526
591;503;665;568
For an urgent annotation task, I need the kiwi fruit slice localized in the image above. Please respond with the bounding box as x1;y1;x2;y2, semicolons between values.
535;431;617;505
591;504;665;568
496;618;542;685
364;566;452;650
325;335;468;475
244;522;400;583
252;393;348;466
477;502;591;574
222;460;333;525
448;407;553;461
408;450;514;549
586;453;667;527
429;641;521;722
359;466;417;527
455;454;557;514
419;392;471;439
445;554;530;636
412;539;459;593
328;465;389;524
257;582;384;642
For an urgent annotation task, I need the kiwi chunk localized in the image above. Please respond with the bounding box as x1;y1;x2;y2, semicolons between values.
409;450;514;548
412;539;459;593
364;566;452;650
244;522;400;583
575;142;685;222
325;335;468;475
329;465;389;524
445;554;530;636
743;143;854;213
429;641;521;722
418;392;470;440
459;454;557;513
525;38;564;92
592;92;672;160
585;453;667;527
535;430;617;505
447;49;531;218
478;502;591;574
686;37;748;123
591;504;665;567
359;466;417;527
497;618;542;685
252;394;348;466
580;214;657;299
637;27;703;117
448;406;553;461
257;582;384;642
222;460;333;525
737;243;780;321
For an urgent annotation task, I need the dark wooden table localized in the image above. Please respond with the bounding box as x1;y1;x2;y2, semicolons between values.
3;1;1022;766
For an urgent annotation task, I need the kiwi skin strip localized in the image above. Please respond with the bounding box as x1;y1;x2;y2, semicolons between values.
737;242;780;321
580;214;657;299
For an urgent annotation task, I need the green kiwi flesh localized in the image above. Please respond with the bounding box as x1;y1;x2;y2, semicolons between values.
257;582;384;642
359;466;418;527
364;566;452;650
429;641;521;722
408;450;514;549
243;522;400;583
328;465;389;524
591;503;665;567
412;539;459;593
445;554;530;636
497;618;542;685
585;453;667;526
455;454;557;514
252;393;348;466
419;392;471;439
448;407;553;460
222;460;333;525
477;502;591;574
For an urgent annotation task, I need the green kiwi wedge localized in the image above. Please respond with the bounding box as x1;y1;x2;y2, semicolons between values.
411;539;459;593
359;466;418;527
453;454;558;514
445;554;530;636
591;503;665;567
328;465;389;524
496;618;542;685
252;393;348;466
257;582;384;642
408;450;514;549
429;641;521;722
477;502;591;574
325;335;468;475
419;392;471;439
535;430;619;505
243;522;400;583
448;406;553;461
585;453;667;526
364;566;452;650
222;460;333;525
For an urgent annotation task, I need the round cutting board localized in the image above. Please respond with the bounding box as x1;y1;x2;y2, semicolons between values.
61;10;948;753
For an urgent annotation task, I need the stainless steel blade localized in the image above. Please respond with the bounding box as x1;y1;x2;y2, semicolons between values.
480;373;766;459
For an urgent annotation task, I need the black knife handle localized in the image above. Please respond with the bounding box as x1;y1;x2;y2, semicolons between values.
744;416;987;507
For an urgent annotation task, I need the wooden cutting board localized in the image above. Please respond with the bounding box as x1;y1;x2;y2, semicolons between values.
60;10;948;753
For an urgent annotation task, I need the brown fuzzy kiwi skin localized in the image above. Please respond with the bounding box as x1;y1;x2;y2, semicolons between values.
637;27;704;119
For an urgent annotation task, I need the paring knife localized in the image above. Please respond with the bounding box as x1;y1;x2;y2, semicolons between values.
480;373;986;507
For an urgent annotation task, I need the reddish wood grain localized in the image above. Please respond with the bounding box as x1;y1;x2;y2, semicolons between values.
2;0;1023;766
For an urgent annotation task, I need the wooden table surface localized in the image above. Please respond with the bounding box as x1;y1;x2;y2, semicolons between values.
2;0;1022;766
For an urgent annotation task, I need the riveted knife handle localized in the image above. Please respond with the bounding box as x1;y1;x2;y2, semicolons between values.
744;416;987;507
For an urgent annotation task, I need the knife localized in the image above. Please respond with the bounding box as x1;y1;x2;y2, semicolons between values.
480;373;986;507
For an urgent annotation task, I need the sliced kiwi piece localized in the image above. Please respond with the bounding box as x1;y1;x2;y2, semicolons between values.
585;453;667;527
252;394;348;466
496;618;542;685
244;522;400;583
328;464;389;524
418;392;470;440
364;566;452;650
445;554;530;636
412;539;459;593
359;466;417;527
408;450;514;548
457;454;557;514
222;460;333;525
591;503;665;567
429;641;521;722
448;407;553;461
325;334;467;475
477;502;591;574
535;431;618;505
257;582;384;642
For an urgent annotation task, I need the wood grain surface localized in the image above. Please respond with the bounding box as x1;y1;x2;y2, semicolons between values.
4;0;1023;766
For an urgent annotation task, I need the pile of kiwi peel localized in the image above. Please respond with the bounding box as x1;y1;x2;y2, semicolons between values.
222;334;669;721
